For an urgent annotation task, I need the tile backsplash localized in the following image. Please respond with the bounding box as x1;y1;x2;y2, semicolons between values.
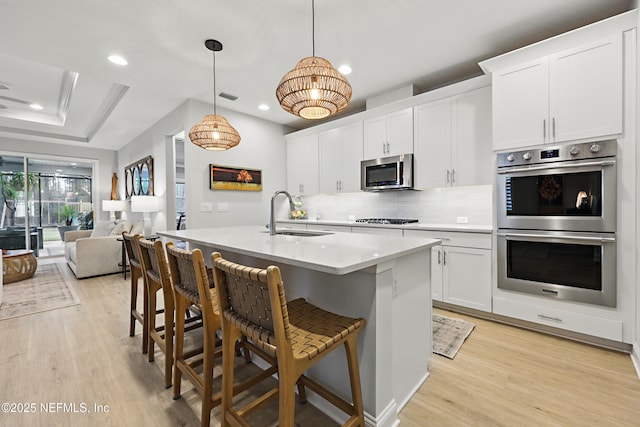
297;185;493;226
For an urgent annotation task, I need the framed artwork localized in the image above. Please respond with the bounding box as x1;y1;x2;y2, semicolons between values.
125;156;154;198
210;164;262;191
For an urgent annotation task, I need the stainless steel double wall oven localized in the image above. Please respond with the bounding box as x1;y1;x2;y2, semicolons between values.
496;140;617;307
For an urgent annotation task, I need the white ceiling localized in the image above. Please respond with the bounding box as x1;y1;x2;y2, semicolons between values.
0;0;633;150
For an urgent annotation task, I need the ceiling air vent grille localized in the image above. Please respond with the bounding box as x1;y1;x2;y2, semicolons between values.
218;92;238;101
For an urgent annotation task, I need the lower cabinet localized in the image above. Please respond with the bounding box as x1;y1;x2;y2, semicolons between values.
405;230;492;312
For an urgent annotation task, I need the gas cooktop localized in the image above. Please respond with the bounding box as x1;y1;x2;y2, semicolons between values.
355;218;419;225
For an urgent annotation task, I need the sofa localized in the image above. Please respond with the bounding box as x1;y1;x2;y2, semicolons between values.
64;220;143;279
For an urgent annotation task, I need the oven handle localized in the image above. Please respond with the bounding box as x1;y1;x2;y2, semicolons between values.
497;159;615;174
497;232;615;244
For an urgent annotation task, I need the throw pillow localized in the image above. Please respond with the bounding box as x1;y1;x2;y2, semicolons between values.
91;220;114;238
111;221;132;236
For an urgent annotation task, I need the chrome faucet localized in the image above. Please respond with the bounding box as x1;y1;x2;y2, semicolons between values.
270;190;295;235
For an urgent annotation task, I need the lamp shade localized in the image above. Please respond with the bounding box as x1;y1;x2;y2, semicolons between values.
131;196;159;213
102;199;126;212
276;56;352;119
189;114;241;150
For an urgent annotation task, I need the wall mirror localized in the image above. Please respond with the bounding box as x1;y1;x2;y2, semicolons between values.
125;156;154;198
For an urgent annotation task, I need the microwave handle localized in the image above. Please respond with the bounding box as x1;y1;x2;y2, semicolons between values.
497;160;615;174
498;232;616;244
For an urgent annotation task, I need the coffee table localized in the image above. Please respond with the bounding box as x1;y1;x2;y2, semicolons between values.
2;249;38;284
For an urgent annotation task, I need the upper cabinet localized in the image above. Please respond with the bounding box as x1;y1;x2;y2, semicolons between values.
414;86;492;188
363;107;413;159
492;34;623;150
318;122;363;193
286;134;319;195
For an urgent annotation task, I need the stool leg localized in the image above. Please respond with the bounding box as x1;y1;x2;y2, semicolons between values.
278;367;297;427
220;324;241;427
165;305;174;389
147;283;158;362
173;295;187;399
141;270;149;354
129;274;138;337
344;335;365;426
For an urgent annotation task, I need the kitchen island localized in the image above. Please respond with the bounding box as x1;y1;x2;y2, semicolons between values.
157;226;439;427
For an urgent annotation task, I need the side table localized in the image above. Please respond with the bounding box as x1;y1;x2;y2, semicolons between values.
2;249;38;284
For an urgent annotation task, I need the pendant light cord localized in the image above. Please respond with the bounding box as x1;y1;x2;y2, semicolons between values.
212;48;217;116
312;0;315;57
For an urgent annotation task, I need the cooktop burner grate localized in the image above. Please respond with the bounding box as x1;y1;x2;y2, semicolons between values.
355;218;419;225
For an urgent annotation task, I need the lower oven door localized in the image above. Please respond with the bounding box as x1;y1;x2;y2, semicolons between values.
497;230;616;307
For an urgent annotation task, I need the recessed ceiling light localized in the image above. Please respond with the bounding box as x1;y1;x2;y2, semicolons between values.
56;169;63;172
70;162;77;166
258;104;270;111
338;65;352;75
108;55;128;66
30;103;43;110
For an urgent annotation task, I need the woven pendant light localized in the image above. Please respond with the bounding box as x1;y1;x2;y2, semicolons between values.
190;39;240;151
276;0;351;120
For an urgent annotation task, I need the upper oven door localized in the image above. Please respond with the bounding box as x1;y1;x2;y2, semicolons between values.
497;158;616;232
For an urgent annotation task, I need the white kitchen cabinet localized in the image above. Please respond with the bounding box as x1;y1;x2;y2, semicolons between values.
414;86;492;188
363;107;413;159
318;122;363;193
354;226;404;236
405;230;492;312
492;34;622;150
286;133;319;195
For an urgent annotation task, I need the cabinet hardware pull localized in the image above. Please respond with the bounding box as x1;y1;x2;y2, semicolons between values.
543;119;546;141
537;314;563;322
446;170;450;183
443;250;447;266
437;250;441;264
451;169;455;184
497;160;615;174
552;117;556;139
498;232;615;244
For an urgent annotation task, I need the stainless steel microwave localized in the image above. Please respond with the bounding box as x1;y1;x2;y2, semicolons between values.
361;154;414;191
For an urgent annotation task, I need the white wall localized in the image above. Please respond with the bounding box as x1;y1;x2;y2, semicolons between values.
117;98;289;233
0;136;117;221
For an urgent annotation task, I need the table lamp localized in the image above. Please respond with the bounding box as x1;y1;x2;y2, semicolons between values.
131;196;159;237
102;199;126;221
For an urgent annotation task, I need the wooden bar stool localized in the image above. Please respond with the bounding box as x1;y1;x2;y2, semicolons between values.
122;232;147;354
137;237;202;388
165;244;269;427
211;251;366;427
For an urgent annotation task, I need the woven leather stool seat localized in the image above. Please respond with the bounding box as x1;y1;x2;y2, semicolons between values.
212;252;366;427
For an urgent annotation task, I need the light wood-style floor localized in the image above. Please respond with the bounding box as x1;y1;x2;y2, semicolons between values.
1;257;639;426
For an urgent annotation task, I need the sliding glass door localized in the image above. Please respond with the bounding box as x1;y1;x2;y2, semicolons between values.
0;155;93;257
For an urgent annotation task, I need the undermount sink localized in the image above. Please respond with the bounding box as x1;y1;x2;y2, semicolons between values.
263;229;333;237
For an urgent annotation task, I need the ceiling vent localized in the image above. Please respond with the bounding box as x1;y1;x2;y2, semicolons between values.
218;92;238;101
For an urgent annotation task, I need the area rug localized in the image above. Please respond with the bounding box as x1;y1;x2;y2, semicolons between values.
433;314;475;359
0;263;80;320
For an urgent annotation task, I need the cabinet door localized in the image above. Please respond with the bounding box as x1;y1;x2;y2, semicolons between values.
550;34;623;143
339;122;364;193
431;246;443;301
413;98;451;189
443;246;491;312
363;115;388;159
451;86;493;187
492;57;549;150
386;108;414;157
318;129;341;194
286;134;319;195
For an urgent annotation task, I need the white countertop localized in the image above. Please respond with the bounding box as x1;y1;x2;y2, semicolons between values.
277;219;493;233
157;226;440;275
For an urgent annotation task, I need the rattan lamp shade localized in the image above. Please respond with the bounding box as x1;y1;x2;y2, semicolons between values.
276;56;352;120
189;114;240;151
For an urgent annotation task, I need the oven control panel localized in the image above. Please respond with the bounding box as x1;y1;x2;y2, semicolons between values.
497;139;617;168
